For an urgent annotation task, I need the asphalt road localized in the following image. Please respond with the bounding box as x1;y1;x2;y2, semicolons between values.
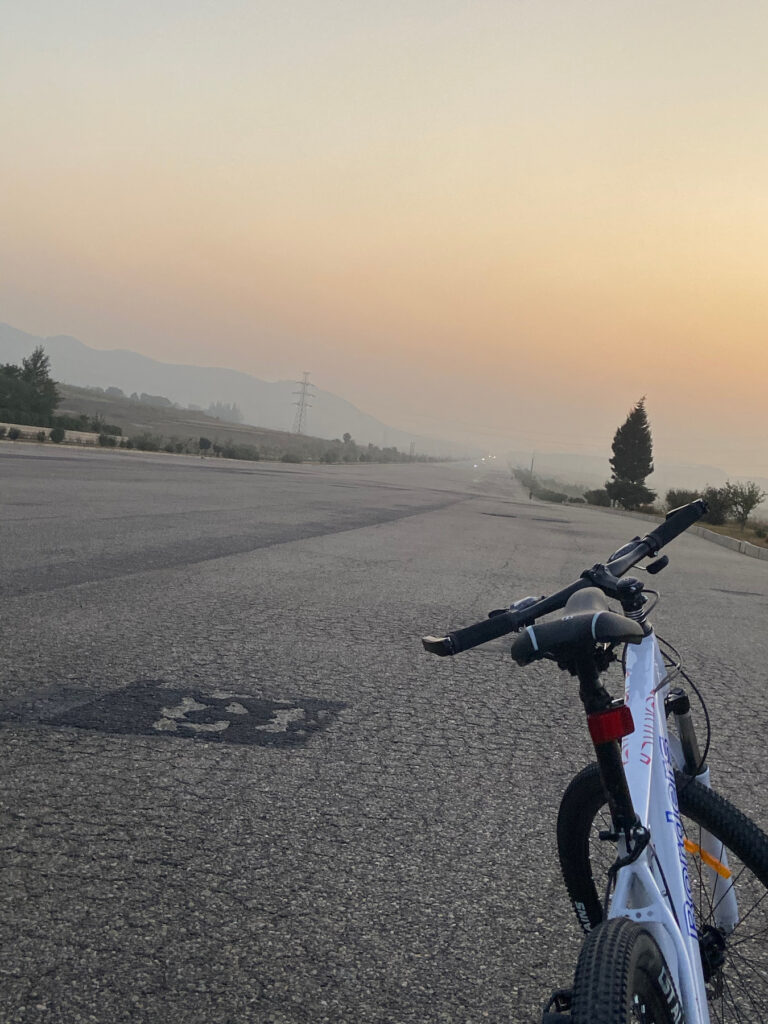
2;445;767;1023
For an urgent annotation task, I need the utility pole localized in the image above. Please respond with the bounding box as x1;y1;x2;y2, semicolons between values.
409;441;415;459
528;452;535;500
292;372;315;435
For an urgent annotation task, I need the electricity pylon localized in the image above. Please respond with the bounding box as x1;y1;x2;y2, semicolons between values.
292;372;315;434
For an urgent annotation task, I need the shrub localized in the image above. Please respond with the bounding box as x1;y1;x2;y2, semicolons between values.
222;443;260;461
199;437;212;452
701;486;733;525
536;488;568;503
98;433;117;447
726;481;767;530
36;430;46;442
280;452;302;463
52;413;90;432
131;433;160;452
665;489;700;511
584;488;611;507
8;427;21;440
0;426;6;439
49;425;66;443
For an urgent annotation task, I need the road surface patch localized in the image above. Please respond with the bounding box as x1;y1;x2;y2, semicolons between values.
0;681;345;746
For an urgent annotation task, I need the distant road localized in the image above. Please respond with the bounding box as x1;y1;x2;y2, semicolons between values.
1;446;474;599
2;446;767;1023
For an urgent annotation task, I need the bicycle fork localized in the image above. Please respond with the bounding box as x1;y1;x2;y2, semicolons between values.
666;688;739;937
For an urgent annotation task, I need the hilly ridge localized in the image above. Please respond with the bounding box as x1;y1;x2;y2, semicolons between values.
0;323;462;457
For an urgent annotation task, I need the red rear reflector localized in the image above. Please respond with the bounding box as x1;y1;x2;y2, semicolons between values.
588;705;635;745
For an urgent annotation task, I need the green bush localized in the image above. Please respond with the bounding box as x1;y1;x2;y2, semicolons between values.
49;425;66;443
0;425;7;439
584;488;611;507
36;430;46;442
221;443;260;461
701;486;733;525
98;433;117;447
8;427;21;440
536;488;568;503
665;489;700;510
131;433;160;452
280;452;302;463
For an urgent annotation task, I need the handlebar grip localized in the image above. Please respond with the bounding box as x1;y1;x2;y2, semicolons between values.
643;499;708;555
443;610;518;655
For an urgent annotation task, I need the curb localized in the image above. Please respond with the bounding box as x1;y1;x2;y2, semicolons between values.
689;524;768;561
578;505;768;563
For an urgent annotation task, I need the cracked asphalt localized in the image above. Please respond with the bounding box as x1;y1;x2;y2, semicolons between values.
2;445;767;1023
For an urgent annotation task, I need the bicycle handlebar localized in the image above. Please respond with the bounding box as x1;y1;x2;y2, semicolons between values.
422;499;708;657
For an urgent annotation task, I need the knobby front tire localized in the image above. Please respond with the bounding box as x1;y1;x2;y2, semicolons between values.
558;763;768;1023
571;917;681;1024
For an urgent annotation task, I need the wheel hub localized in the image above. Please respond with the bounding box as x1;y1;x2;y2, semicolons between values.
699;925;727;984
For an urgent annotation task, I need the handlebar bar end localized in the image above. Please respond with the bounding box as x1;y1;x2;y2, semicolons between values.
422;635;455;656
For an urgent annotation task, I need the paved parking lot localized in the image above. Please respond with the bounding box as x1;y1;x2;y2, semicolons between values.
2;445;767;1022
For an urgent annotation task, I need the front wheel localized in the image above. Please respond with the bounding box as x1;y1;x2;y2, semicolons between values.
558;763;768;1022
571;917;681;1023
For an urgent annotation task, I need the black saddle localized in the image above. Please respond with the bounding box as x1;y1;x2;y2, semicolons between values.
510;587;644;666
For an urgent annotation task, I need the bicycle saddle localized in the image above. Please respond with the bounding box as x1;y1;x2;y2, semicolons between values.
510;587;645;666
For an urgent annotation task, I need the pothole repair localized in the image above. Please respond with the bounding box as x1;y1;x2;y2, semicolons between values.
0;681;346;747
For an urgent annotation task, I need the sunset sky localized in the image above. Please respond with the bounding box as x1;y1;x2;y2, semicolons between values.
2;1;768;473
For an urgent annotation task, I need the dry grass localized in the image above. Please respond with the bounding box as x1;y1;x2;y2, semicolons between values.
695;519;768;549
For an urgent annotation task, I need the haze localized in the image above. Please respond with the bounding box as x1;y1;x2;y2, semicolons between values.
2;1;767;474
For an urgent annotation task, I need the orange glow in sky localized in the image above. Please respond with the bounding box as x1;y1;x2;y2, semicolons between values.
2;1;768;471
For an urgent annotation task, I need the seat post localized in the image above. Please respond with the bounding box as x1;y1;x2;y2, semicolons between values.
574;648;638;835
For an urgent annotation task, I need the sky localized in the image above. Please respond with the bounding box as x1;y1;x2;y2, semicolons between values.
2;0;768;474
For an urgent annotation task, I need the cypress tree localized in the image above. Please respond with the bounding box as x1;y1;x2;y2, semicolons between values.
605;398;656;510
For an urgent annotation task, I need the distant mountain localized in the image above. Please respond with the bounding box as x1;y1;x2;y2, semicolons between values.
0;323;460;456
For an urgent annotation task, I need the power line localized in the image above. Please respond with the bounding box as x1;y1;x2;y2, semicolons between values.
292;372;316;434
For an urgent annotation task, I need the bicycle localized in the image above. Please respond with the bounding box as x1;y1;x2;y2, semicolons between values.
422;500;768;1023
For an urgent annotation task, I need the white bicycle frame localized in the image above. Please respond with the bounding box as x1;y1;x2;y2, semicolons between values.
612;632;740;1023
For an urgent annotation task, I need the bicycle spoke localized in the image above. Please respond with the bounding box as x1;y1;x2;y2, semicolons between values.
719;974;749;1023
728;919;768;948
718;944;768;1022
